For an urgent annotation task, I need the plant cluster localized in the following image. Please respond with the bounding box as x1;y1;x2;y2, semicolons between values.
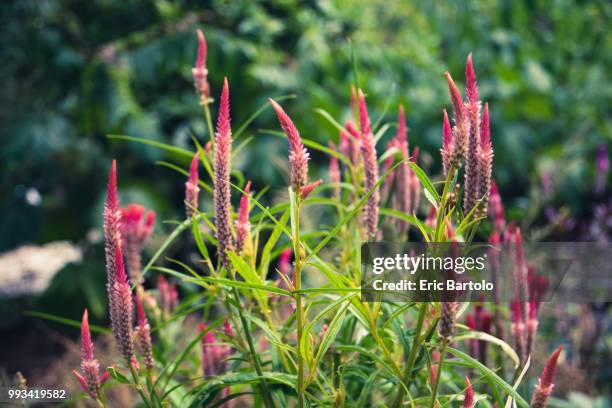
73;29;565;408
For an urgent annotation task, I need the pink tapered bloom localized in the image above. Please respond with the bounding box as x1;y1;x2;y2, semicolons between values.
158;275;177;315
328;142;341;198
192;29;210;104
103;161;122;318
300;179;322;200
103;161;134;365
135;292;154;371
214;78;234;268
441;110;453;176
235;181;252;253
110;243;134;365
489;182;505;232
269;98;310;195
185;151;200;218
530;346;563;408
463;54;482;215
223;317;235;338
444;72;470;169
199;323;230;377
357;89;380;240
120;203;155;283
394;105;412;234
344;122;362;167
73;309;109;400
463;377;475;408
478;103;494;217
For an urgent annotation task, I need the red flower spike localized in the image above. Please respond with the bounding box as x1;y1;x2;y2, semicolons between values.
120;203;155;283
185;151;200;218
481;102;491;149
444;71;464;123
530;346;563;408
74;309;105;401
463;377;475;408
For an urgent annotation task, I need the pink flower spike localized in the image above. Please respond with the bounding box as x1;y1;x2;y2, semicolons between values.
223;318;235;338
100;370;110;385
443;110;452;148
80;309;94;362
192;29;210;102
269;98;310;194
72;370;90;395
214;78;234;268
300;179;322;200
465;53;479;104
463;377;475;408
541;345;563;387
530;346;563;408
185;151;200;218
357;89;372;136
444;71;464;123
235;181;252;253
196;29;207;70
396;104;407;145
481;102;491;149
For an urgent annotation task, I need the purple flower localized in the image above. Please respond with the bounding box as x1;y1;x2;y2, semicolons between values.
463;54;482;215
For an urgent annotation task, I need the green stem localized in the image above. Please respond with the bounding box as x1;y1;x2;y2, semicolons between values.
230;286;276;408
293;198;306;408
130;363;152;408
429;337;449;408
392;302;428;408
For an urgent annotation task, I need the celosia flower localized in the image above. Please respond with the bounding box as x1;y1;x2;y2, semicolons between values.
192;29;210;105
135;292;153;371
158;275;178;315
120;204;155;284
510;300;527;363
235;181;252;254
223;317;235;338
357;89;380;240
463;54;482;215
103;161;122;318
425;206;437;229
328;141;341;198
344;122;362;167
185;151;200;218
300;179;322;200
478;102;493;217
109;243;134;365
199;323;230;377
393;105;412;234
463;377;475;408
489;182;505;232
103;162;134;365
440;109;453;176
214;78;234;268
269;98;310;195
444;71;469;169
73;309;109;401
440;241;459;338
530;346;563;408
381;138;398;202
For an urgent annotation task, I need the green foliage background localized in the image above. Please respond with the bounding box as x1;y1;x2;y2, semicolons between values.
1;0;610;248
